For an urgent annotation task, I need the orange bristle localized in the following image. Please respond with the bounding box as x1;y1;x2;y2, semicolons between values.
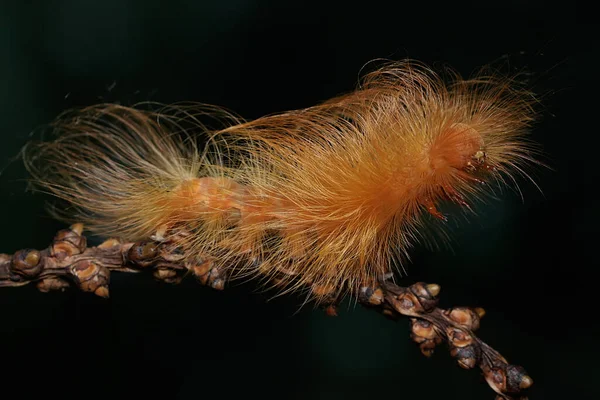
23;60;540;303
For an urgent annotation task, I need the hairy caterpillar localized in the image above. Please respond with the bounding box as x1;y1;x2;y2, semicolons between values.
23;60;539;304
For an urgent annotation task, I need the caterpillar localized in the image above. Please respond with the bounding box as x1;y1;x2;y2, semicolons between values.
23;60;539;304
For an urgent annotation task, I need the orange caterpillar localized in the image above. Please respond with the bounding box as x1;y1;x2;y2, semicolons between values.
24;60;539;303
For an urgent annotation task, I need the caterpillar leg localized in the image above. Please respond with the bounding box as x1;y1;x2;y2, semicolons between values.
420;197;448;221
442;185;472;211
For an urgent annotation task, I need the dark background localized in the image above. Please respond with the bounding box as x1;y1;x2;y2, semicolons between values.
0;1;595;399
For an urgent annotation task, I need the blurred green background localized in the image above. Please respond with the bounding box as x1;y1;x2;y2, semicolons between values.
0;1;594;399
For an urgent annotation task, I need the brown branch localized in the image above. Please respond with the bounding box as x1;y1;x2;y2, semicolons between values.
0;223;225;294
356;280;533;400
0;224;532;400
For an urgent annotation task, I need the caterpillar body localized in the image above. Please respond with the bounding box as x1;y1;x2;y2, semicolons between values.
24;61;538;304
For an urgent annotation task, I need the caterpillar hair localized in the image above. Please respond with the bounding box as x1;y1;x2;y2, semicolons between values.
23;60;540;304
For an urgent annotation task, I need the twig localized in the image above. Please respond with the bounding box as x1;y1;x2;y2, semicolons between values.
0;224;532;399
356;280;533;399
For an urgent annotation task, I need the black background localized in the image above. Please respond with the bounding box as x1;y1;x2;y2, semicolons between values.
0;1;595;399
